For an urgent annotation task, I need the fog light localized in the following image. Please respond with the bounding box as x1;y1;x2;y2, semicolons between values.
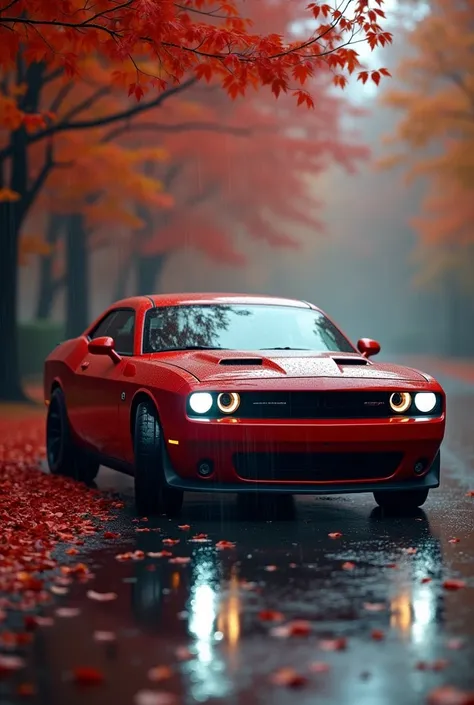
197;460;214;478
414;460;426;475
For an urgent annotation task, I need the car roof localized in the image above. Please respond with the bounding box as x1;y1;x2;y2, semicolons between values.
116;293;317;310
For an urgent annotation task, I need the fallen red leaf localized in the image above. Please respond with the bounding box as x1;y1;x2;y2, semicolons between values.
103;531;120;539
371;629;385;641
258;610;285;622
162;538;180;546
148;551;172;558
147;665;174;682
86;590;117;602
448;538;460;544
270;667;308;688
0;654;25;676
427;686;474;705
319;637;347;651
402;547;417;555
169;557;191;565
216;540;236;550
443;579;466;591
264;565;278;572
178;525;190;531
421;577;432;584
342;561;356;570
328;532;342;539
72;666;104;685
416;660;449;671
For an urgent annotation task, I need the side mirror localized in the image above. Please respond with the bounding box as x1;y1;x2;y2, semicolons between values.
88;336;121;363
357;337;381;358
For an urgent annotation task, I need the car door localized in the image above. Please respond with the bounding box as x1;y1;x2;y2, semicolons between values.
72;308;136;459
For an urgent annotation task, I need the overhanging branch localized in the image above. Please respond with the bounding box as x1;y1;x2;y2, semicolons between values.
0;77;197;162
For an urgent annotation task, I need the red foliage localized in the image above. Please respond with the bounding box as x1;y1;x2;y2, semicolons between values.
0;1;391;105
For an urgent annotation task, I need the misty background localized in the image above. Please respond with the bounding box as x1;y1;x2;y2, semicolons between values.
13;0;467;384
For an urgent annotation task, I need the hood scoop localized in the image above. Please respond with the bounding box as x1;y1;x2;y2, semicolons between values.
218;357;263;366
331;356;368;366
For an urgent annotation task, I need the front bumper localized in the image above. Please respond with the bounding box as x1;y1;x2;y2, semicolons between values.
162;415;445;494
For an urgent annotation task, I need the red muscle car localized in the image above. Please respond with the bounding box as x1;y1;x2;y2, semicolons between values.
44;293;445;517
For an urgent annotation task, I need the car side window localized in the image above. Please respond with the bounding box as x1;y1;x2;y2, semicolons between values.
89;312;118;339
108;310;135;355
89;310;136;355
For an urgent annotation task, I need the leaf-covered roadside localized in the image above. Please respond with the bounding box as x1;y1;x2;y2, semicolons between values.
0;416;119;659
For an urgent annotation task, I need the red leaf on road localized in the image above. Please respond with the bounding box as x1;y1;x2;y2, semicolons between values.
416;660;449;671
342;561;356;570
216;540;236;550
169;557;191;565
270;667;308;688
328;532;342;539
443;579;466;591
448;538;460;544
309;662;331;673
421;577;433;584
319;637;347;651
162;539;180;546
148;666;174;682
259;610;284;622
371;629;385;641
178;525;191;531
86;590;117;601
427;686;474;705
103;531;120;539
72;666;104;685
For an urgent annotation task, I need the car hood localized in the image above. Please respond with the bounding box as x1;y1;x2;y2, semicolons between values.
155;350;428;383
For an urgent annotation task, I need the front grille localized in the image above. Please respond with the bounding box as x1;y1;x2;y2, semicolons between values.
233;452;403;482
236;391;392;419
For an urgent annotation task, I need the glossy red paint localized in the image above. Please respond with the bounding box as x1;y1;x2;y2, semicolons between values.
44;293;446;495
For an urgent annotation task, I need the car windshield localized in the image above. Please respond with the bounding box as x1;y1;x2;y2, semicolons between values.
142;304;355;354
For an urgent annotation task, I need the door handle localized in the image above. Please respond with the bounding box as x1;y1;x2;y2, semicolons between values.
81;361;90;370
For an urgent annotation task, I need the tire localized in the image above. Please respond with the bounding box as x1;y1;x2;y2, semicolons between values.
133;400;184;517
46;388;100;484
373;488;429;512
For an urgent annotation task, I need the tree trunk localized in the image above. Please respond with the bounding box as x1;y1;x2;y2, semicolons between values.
0;202;25;401
0;60;46;401
136;254;167;295
65;213;90;340
36;213;64;319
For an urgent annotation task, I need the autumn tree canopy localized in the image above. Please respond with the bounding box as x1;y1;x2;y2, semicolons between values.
0;0;391;109
380;0;474;284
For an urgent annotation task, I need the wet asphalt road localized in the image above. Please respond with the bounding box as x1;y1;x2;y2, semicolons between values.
6;367;474;705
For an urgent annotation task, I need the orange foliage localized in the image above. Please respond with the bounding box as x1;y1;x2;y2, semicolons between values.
0;0;391;113
380;0;474;281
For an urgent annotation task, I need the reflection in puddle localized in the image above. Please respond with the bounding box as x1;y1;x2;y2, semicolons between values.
390;534;443;648
185;548;233;702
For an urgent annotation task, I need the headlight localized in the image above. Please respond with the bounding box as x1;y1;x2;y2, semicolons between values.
389;392;412;414
217;392;240;414
189;392;213;414
414;392;437;413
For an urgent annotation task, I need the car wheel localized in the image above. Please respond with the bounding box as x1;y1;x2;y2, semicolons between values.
133;400;184;517
373;488;429;512
46;388;100;484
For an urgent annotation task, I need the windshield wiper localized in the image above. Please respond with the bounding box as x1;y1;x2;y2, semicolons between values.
159;346;229;352
259;347;311;350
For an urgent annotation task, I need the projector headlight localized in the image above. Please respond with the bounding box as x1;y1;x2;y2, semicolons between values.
217;392;240;414
189;392;213;414
414;392;437;414
389;392;412;414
